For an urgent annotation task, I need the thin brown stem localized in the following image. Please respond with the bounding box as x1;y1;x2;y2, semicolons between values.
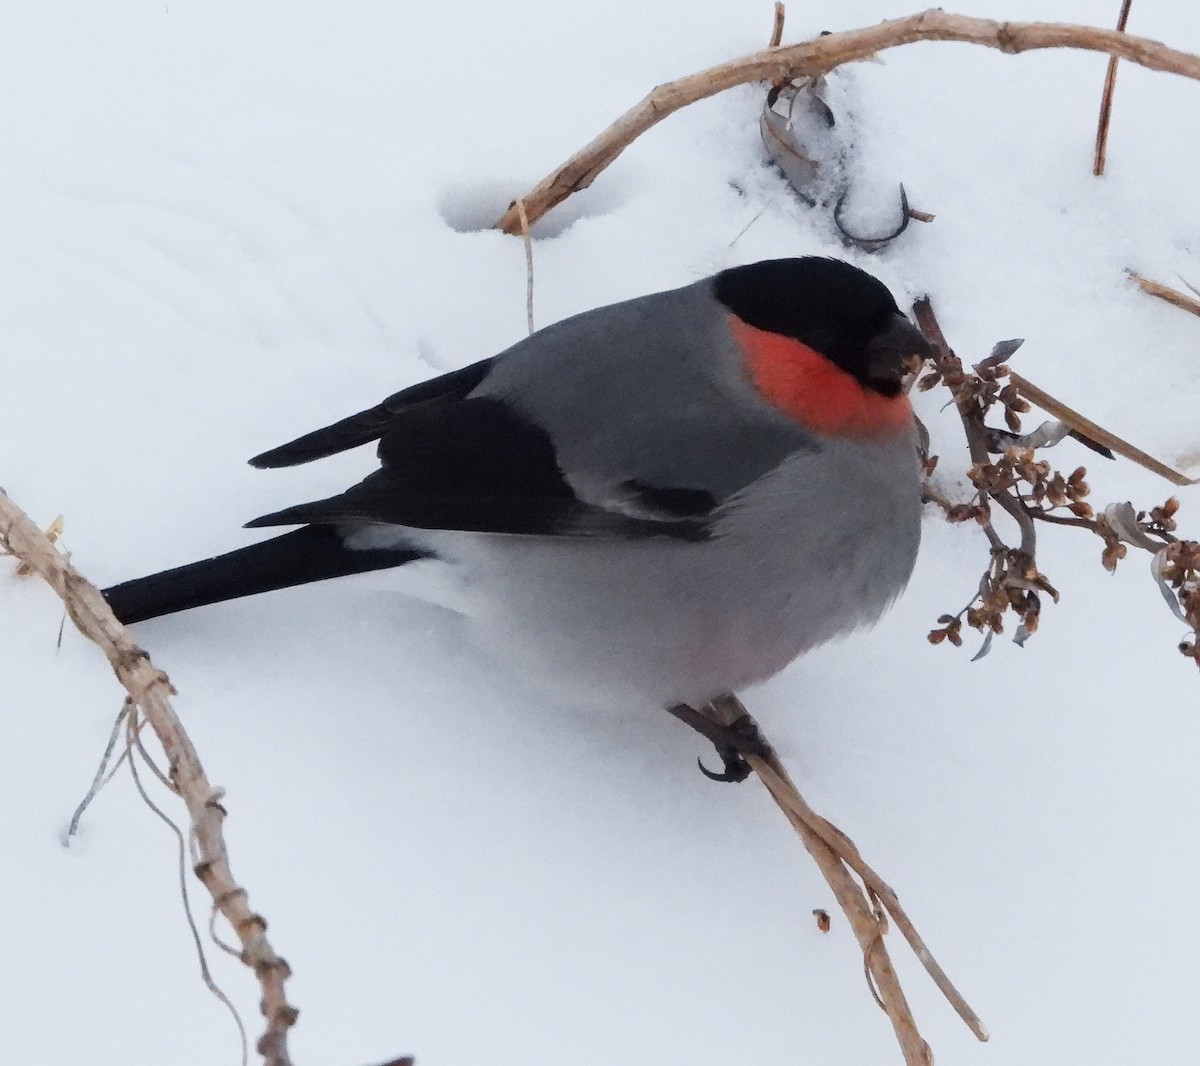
752;758;987;1041
992;486;1038;558
1094;0;1133;176
1027;510;1100;530
516;198;535;335
701;699;932;1064
1009;371;1196;487
704;696;987;1064
1129;270;1200;320
920;483;956;512
769;2;785;49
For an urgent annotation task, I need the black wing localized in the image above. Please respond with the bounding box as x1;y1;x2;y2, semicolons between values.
249;357;495;469
245;397;714;541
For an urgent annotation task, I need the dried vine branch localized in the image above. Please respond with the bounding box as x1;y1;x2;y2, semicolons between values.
702;697;986;1066
1093;0;1133;176
0;492;299;1066
495;9;1200;234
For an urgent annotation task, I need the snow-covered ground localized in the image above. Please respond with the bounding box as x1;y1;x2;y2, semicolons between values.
3;2;1200;1063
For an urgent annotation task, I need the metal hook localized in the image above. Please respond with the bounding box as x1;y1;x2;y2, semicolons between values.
834;183;911;251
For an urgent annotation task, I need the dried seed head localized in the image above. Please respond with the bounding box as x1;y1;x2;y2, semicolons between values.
1101;541;1128;573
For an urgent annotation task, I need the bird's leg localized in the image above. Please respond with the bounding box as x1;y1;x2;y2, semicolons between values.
665;702;773;784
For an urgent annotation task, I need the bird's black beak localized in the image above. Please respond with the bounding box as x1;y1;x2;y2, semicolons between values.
864;313;933;394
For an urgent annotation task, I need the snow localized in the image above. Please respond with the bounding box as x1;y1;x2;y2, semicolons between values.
3;1;1200;1064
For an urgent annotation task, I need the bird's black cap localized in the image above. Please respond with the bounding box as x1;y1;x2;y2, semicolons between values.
714;257;929;396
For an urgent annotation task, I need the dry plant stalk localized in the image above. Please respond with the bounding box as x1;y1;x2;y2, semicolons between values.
494;9;1200;234
0;492;298;1066
1094;0;1134;176
768;2;786;50
702;697;987;1066
1129;270;1200;322
516;198;535;335
1008;370;1197;487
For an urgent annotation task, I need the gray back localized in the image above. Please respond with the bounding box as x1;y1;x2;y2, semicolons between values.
473;278;816;502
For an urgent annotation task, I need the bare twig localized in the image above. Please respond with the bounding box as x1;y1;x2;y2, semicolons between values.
1094;0;1133;176
768;2;786;49
753;757;987;1041
1129;270;1200;321
0;491;298;1066
994;477;1038;557
516;198;535;335
701;701;925;1064
1009;371;1197;487
1026;509;1096;531
495;10;1200;233
702;697;987;1066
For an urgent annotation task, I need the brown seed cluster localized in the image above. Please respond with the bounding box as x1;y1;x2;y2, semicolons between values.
928;548;1059;650
967;450;1093;521
917;345;1028;430
1156;532;1200;667
916;309;1200;671
1093;512;1129;573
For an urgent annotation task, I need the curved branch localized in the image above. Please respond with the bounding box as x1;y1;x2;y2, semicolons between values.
0;492;298;1066
495;9;1200;234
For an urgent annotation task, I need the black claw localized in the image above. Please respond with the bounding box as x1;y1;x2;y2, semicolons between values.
697;754;753;784
666;704;775;785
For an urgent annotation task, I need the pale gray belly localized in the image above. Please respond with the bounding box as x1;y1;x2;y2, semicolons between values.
372;442;921;709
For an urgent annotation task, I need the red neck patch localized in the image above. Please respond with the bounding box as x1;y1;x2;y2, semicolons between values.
728;315;913;439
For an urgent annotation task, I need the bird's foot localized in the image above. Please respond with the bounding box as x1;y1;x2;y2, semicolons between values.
696;713;772;783
666;703;773;784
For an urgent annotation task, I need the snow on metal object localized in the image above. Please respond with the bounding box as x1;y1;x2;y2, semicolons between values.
760;74;911;251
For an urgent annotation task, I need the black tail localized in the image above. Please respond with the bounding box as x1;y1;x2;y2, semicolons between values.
102;526;426;625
